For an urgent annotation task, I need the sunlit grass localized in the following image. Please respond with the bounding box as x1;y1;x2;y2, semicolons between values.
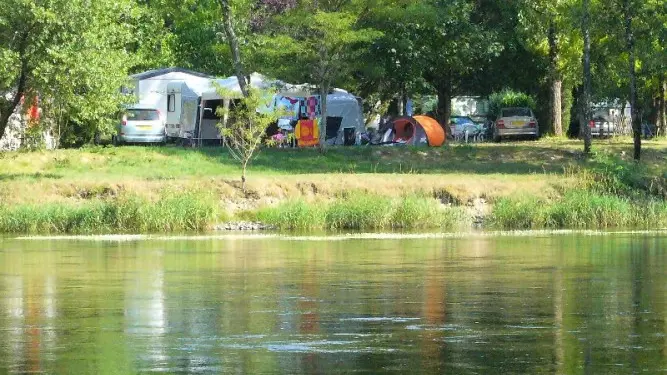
251;194;468;231
491;190;667;230
0;191;219;234
2;138;667;233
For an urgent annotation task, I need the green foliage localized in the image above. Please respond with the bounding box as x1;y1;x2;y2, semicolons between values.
325;194;394;230
253;194;468;231
0;0;151;146
492;190;667;230
216;87;282;189
488;89;537;118
0;191;217;234
255;200;325;230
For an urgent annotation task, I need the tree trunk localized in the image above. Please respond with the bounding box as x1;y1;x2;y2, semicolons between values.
548;21;563;136
0;63;28;141
219;0;248;97
624;0;641;160
241;162;247;193
436;85;452;138
659;74;666;137
552;79;563;136
319;84;329;152
580;0;592;154
400;84;408;116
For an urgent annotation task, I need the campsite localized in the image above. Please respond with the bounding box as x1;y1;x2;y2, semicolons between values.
1;1;667;374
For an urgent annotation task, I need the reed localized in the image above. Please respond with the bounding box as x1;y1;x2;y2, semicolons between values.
491;190;667;230
0;191;218;234
252;194;469;231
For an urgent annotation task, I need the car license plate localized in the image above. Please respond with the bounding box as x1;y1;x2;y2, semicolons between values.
137;125;152;130
511;121;525;127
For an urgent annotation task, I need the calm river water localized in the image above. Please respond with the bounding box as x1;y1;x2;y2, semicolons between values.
0;233;665;374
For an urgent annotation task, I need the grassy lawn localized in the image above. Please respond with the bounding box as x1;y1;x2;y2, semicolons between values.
3;137;666;178
1;137;666;234
1;137;666;201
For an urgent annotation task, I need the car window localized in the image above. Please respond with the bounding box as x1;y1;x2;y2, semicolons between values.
451;117;473;125
126;109;159;121
501;108;531;117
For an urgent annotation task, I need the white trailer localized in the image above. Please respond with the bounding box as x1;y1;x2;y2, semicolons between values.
165;81;201;140
127;68;217;140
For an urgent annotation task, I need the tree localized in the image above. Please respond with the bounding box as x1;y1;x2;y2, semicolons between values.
580;0;593;154
622;0;641;160
390;0;502;128
219;0;249;97
217;88;280;192
0;0;147;145
254;4;381;149
517;0;581;136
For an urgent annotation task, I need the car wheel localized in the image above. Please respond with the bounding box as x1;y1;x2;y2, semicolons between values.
493;134;501;143
112;136;119;146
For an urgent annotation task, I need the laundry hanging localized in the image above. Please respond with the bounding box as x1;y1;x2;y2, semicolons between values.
273;96;300;119
300;96;321;119
295;119;319;147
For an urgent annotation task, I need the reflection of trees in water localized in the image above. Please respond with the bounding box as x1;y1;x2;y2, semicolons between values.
0;236;666;374
3;276;25;372
421;259;446;373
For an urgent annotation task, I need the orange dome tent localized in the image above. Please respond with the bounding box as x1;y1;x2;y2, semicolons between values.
382;115;445;146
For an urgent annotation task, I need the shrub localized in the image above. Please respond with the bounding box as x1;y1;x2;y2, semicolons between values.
488;89;537;119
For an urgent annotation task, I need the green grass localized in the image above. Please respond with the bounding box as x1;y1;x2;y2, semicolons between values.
491;190;667;230
253;200;326;230
3;138;667;233
0;191;219;234
3;138;667;180
252;194;469;231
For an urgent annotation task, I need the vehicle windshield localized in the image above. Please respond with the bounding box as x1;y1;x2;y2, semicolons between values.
450;117;474;125
126;109;159;121
501;108;531;117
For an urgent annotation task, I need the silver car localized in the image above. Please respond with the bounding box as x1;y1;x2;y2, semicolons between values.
113;107;166;145
589;115;615;137
493;107;539;142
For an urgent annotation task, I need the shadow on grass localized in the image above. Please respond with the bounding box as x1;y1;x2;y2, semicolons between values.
0;172;63;181
143;138;667;176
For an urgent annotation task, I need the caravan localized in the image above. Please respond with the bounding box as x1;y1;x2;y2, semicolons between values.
153;72;366;146
165;81;201;141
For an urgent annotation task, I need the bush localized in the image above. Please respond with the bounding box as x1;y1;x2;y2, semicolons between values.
488;89;537;119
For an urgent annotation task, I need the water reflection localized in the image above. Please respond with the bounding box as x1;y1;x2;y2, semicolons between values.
0;234;665;374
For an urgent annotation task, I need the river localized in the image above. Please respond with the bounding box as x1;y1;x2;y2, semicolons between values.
0;233;665;374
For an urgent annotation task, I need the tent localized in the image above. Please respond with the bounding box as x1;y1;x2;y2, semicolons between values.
381;116;445;146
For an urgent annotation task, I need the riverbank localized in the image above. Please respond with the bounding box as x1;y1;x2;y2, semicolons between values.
1;138;666;234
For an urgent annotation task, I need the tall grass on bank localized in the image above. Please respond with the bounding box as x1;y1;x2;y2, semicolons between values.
491;189;667;230
0;192;218;234
253;194;469;231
